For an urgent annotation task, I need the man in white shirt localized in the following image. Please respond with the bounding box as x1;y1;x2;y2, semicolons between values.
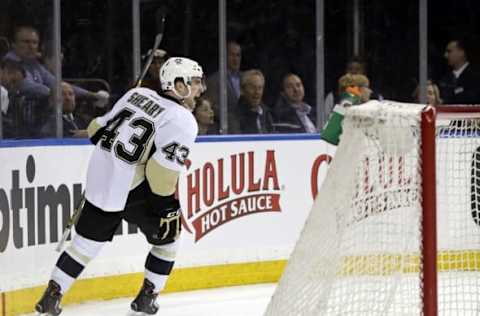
35;57;205;315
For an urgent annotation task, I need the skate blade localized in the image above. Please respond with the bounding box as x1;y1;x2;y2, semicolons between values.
126;311;150;316
35;310;60;316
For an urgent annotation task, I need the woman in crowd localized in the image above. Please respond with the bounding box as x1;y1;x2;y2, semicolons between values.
193;97;215;135
413;80;443;106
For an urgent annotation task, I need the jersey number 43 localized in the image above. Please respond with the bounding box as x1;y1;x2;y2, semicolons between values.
98;108;190;166
99;108;154;164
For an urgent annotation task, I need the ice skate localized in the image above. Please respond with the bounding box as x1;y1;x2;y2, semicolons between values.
35;280;63;316
130;279;159;315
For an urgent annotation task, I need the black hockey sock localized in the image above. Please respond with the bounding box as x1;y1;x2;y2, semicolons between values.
144;252;175;293
50;251;86;294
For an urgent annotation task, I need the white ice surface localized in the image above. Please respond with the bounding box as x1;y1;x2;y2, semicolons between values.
22;283;275;316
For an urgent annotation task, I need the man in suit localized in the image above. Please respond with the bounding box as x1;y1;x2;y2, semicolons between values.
237;69;274;134
273;73;317;133
40;82;87;137
438;39;480;105
205;40;242;133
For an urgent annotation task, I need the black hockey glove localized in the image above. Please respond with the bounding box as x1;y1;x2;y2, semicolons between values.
147;193;182;245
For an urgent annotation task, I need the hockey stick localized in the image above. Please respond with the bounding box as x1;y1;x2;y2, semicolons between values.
55;193;85;252
134;12;166;88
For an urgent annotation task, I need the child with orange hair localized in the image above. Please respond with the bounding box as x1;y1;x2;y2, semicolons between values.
321;73;371;145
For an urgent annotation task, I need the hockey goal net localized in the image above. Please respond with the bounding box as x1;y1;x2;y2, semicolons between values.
265;101;480;316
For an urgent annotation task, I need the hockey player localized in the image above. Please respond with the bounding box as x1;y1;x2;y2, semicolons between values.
35;57;204;315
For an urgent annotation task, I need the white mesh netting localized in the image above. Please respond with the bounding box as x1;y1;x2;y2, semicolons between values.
436;111;480;315
265;101;480;315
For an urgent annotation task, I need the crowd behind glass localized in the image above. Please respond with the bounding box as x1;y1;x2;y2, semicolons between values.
1;0;479;139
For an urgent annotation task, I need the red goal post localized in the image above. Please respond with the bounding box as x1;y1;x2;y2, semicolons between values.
421;106;437;316
265;102;480;316
423;105;480;315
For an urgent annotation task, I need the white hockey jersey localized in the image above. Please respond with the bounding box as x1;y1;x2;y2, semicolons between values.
85;87;198;211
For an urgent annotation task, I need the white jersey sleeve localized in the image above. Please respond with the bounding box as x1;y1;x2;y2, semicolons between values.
151;110;198;173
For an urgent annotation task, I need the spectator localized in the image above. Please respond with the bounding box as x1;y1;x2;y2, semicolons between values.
40;82;87;138
237;69;274;134
438;39;480;104
0;59;25;97
325;57;379;116
272;73;316;133
3;26;109;138
4;25;105;101
3;26;51;135
413;80;443;106
4;25;48;98
140;49;168;92
320;73;370;145
205;40;242;133
0;59;27;138
346;56;367;75
338;73;371;106
325;57;367;115
193;97;215;135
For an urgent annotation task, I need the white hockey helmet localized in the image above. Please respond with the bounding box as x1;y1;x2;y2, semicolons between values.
159;57;205;96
